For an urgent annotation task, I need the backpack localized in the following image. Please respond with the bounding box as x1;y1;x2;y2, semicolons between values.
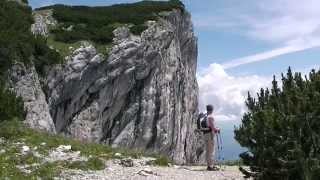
197;112;211;133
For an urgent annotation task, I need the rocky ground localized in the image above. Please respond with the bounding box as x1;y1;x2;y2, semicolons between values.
58;162;245;180
0;122;246;180
1;137;245;180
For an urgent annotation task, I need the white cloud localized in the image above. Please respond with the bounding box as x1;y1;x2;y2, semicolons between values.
197;64;319;123
253;0;320;42
195;0;320;68
197;63;271;122
193;15;242;30
30;0;54;8
222;43;319;69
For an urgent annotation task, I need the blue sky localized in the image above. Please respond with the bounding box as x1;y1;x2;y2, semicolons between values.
30;0;320;75
29;0;320;160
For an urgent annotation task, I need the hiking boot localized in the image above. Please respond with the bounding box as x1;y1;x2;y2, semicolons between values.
207;166;219;171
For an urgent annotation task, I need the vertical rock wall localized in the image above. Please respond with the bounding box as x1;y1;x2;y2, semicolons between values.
12;8;202;164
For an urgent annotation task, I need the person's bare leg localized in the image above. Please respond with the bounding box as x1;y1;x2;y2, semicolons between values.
206;133;214;168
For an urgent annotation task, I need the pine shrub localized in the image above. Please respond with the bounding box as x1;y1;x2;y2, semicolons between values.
235;68;320;180
0;0;61;122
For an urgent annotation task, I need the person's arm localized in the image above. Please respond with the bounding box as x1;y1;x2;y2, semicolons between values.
208;116;219;134
208;116;215;133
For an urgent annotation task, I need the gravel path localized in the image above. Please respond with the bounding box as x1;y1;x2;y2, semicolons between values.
58;162;246;180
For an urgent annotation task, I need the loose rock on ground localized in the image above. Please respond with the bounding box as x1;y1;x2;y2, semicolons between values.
58;160;246;180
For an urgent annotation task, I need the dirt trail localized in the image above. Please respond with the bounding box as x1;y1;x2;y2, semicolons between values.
58;163;246;180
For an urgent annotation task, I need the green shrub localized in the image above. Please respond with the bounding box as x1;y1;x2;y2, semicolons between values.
0;0;34;76
0;0;61;124
66;157;105;170
152;155;171;166
130;24;148;35
86;157;105;170
0;82;25;123
33;36;62;75
235;68;320;180
220;159;243;166
0;120;26;139
0;0;62;77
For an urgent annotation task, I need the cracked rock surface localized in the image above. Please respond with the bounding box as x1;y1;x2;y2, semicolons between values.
11;9;203;164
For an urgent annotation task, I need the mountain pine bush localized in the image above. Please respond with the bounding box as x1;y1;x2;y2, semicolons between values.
0;81;25;123
0;0;61;76
235;68;320;180
0;0;61;122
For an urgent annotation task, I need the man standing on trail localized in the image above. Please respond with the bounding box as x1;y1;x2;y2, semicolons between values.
205;104;220;171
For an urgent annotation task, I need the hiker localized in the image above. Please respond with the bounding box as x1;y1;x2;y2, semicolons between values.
204;104;220;171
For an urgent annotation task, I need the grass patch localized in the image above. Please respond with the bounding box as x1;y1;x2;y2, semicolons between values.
0;120;113;157
47;36;112;58
0;141;59;179
28;162;61;179
0;120;172;179
95;43;113;57
0;143;25;178
0;120;172;161
16;153;41;165
220;159;244;166
152;155;171;166
111;147;144;159
64;157;105;170
46;36;82;57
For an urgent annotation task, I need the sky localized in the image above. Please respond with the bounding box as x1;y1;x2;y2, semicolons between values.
29;0;320;160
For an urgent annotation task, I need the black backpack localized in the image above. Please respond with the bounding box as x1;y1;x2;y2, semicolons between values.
197;113;211;133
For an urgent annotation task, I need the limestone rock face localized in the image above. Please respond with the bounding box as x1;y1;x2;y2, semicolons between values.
12;9;202;164
8;63;56;133
31;10;57;37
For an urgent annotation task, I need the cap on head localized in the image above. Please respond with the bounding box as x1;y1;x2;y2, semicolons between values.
206;104;214;112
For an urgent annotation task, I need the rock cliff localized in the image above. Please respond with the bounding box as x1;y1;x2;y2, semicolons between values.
10;7;202;164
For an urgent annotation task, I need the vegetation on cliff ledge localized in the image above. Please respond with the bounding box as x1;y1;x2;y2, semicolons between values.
37;0;184;45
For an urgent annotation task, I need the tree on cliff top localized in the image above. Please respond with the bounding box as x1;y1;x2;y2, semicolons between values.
235;68;320;180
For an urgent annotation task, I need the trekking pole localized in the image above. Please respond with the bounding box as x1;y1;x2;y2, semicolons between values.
218;132;225;170
216;133;221;170
219;132;223;151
